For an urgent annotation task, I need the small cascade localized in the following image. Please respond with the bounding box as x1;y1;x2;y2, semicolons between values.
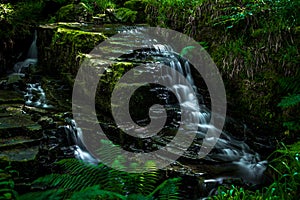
115;28;267;184
27;30;38;59
16;30;98;166
13;30;38;74
13;58;37;73
24;83;53;109
39;119;99;165
66;119;99;164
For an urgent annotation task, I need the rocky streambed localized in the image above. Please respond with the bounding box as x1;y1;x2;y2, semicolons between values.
0;22;274;198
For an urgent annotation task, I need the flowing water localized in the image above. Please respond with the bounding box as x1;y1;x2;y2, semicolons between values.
13;30;38;74
12;27;268;197
96;27;268;185
18;31;96;164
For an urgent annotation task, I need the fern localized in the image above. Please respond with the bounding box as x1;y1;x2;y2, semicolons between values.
278;75;300;132
70;186;126;200
19;189;65;200
32;159;118;193
148;177;181;200
278;77;300;94
283;121;300;131
278;94;300;108
0;166;18;200
21;158;181;199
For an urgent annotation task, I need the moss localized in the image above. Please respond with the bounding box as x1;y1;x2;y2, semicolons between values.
56;3;92;22
96;62;135;118
49;26;107;80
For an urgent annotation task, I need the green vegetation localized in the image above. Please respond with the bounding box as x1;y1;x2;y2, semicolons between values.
17;138;181;200
145;0;299;135
278;75;300;133
0;0;299;199
210;142;300;200
0;165;18;200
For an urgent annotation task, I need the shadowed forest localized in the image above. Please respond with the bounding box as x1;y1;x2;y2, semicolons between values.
0;0;299;199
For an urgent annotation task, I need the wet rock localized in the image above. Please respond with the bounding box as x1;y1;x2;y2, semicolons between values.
0;99;43;175
38;116;56;129
0;90;24;104
37;23;107;81
55;3;93;22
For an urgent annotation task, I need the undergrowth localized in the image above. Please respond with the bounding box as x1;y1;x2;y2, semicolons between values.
18;139;181;200
210;142;300;200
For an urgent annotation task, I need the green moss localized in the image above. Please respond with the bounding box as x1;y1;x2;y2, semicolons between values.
49;26;107;80
54;27;106;49
56;3;92;22
96;62;135;117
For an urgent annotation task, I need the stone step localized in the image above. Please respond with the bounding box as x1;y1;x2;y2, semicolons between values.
0;145;40;177
0;115;42;137
0;90;24;104
0;136;41;151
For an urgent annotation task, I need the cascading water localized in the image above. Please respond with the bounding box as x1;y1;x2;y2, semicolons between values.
17;31;97;164
13;30;38;74
24;83;53;109
27;30;38;59
111;27;267;184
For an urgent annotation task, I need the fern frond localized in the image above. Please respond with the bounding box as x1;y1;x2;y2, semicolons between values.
279;77;300;94
70;185;126;200
278;94;300;108
33;159;112;192
124;160;159;196
148;177;182;200
19;189;65;200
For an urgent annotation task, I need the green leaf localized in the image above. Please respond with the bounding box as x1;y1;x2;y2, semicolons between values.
278;94;300;108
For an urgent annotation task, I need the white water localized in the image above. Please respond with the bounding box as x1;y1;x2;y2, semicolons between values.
24;83;53;109
18;30;97;164
13;30;38;73
18;27;267;183
67;119;99;164
123;31;267;184
27;30;38;59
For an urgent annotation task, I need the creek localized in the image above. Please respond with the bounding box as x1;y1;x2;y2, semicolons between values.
0;25;271;198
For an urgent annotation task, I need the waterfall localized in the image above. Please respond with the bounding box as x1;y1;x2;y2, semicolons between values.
27;30;38;59
24;83;53;109
13;30;38;73
113;28;267;184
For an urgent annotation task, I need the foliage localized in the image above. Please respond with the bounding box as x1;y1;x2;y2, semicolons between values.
144;0;299;134
81;0;116;14
19;159;181;199
278;75;300;132
0;165;18;200
19;140;181;200
210;142;300;200
0;1;45;39
0;3;14;39
115;7;137;23
13;0;45;23
55;3;94;22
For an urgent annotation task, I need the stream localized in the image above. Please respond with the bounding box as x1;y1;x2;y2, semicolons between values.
0;25;270;198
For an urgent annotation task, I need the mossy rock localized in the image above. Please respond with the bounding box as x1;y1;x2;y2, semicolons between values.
95;62;135;117
56;3;92;22
49;26;107;78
